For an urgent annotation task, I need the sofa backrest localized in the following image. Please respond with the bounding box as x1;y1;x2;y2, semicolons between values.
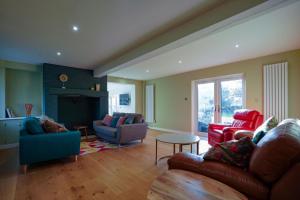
249;119;300;184
231;109;261;129
112;112;144;123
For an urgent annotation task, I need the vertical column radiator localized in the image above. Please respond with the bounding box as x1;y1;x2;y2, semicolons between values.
263;62;288;122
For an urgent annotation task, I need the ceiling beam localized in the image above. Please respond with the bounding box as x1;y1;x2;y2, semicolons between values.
93;0;290;77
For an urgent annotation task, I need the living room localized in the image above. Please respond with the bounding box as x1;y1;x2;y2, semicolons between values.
0;0;300;200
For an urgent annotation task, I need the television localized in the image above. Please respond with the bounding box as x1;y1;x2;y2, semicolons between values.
119;94;130;105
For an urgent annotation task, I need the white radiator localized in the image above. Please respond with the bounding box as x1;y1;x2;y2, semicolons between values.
146;85;155;123
263;62;288;122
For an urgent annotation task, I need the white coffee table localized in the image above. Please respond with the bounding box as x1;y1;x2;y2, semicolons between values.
155;133;200;164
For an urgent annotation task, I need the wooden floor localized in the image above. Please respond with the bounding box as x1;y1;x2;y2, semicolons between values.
0;130;208;200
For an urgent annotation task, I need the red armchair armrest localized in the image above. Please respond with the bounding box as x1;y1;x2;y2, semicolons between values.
208;123;231;130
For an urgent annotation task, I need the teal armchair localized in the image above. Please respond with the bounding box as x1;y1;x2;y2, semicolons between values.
19;128;81;173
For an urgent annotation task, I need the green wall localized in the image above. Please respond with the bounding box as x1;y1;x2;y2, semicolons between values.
5;69;42;117
108;76;145;115
146;49;300;132
0;60;42;118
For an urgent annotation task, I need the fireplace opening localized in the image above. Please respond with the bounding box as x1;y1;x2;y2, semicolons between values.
57;95;100;130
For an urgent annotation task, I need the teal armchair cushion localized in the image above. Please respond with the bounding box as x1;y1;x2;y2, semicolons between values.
23;117;44;134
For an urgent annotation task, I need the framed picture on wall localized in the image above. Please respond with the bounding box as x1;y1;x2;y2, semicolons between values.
119;94;130;105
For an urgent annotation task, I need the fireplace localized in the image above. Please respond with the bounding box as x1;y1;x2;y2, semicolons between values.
43;63;108;130
58;95;100;129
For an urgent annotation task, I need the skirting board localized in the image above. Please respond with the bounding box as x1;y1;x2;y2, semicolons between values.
0;143;19;150
149;127;207;138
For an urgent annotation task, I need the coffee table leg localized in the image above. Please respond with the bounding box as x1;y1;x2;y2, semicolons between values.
179;144;182;152
190;144;193;153
155;139;158;165
84;128;88;141
173;144;175;155
197;141;199;155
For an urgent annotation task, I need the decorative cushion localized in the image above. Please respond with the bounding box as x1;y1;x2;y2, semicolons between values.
234;130;254;140
23;117;44;134
110;116;120;128
252;116;278;144
103;115;113;126
204;137;255;168
42;120;67;133
116;116;126;127
134;114;144;123
125;116;135;124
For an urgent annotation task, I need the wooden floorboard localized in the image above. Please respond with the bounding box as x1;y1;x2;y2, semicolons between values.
0;130;209;200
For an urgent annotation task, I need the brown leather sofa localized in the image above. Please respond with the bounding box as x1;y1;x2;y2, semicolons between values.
168;119;300;200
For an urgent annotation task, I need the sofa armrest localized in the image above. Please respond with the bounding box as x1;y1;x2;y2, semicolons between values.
19;131;81;165
223;127;254;141
208;123;231;130
168;152;268;200
93;120;104;127
117;123;147;143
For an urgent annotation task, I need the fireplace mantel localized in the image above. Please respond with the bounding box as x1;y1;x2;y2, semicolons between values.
48;88;108;97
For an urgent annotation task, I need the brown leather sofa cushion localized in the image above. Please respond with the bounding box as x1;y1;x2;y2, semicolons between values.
270;163;300;200
168;152;269;200
249;121;300;184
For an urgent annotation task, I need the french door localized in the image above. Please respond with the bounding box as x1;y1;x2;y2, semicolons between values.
193;74;245;134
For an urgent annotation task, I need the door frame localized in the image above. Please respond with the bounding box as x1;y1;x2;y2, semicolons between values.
191;73;246;136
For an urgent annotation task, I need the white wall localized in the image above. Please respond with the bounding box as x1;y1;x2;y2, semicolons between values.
107;82;135;115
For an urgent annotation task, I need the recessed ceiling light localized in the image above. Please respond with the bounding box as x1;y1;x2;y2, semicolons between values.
56;52;61;56
146;69;150;73
235;44;239;48
178;60;183;64
72;25;79;31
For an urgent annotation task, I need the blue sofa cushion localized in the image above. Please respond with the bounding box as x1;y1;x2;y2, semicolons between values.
125;116;134;124
23;117;44;134
110;116;119;128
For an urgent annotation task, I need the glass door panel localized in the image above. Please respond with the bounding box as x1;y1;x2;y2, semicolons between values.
220;79;243;124
197;82;215;132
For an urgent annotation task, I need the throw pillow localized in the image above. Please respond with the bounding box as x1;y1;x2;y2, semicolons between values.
252;116;278;144
110;116;120;128
103;115;113;126
133;114;144;123
23;117;44;134
203;137;255;168
42;120;67;133
116;117;126;127
124;116;134;124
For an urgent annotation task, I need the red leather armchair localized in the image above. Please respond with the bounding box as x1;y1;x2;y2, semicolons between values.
208;109;263;146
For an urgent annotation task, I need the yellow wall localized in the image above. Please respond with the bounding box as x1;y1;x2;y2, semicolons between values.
146;49;300;132
108;76;145;115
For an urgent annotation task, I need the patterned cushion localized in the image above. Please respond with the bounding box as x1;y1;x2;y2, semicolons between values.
203;137;255;168
103;115;113;126
116;117;126;127
110;116;120;128
42;120;67;133
252;116;278;144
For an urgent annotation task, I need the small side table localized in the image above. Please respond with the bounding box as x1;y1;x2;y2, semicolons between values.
74;126;88;141
155;133;200;165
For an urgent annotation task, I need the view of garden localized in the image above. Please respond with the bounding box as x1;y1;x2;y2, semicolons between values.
198;79;243;132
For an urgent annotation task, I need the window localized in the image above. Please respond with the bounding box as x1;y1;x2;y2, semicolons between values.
192;74;245;134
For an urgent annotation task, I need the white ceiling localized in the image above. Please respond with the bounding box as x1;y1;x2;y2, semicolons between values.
0;0;225;68
110;1;300;80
